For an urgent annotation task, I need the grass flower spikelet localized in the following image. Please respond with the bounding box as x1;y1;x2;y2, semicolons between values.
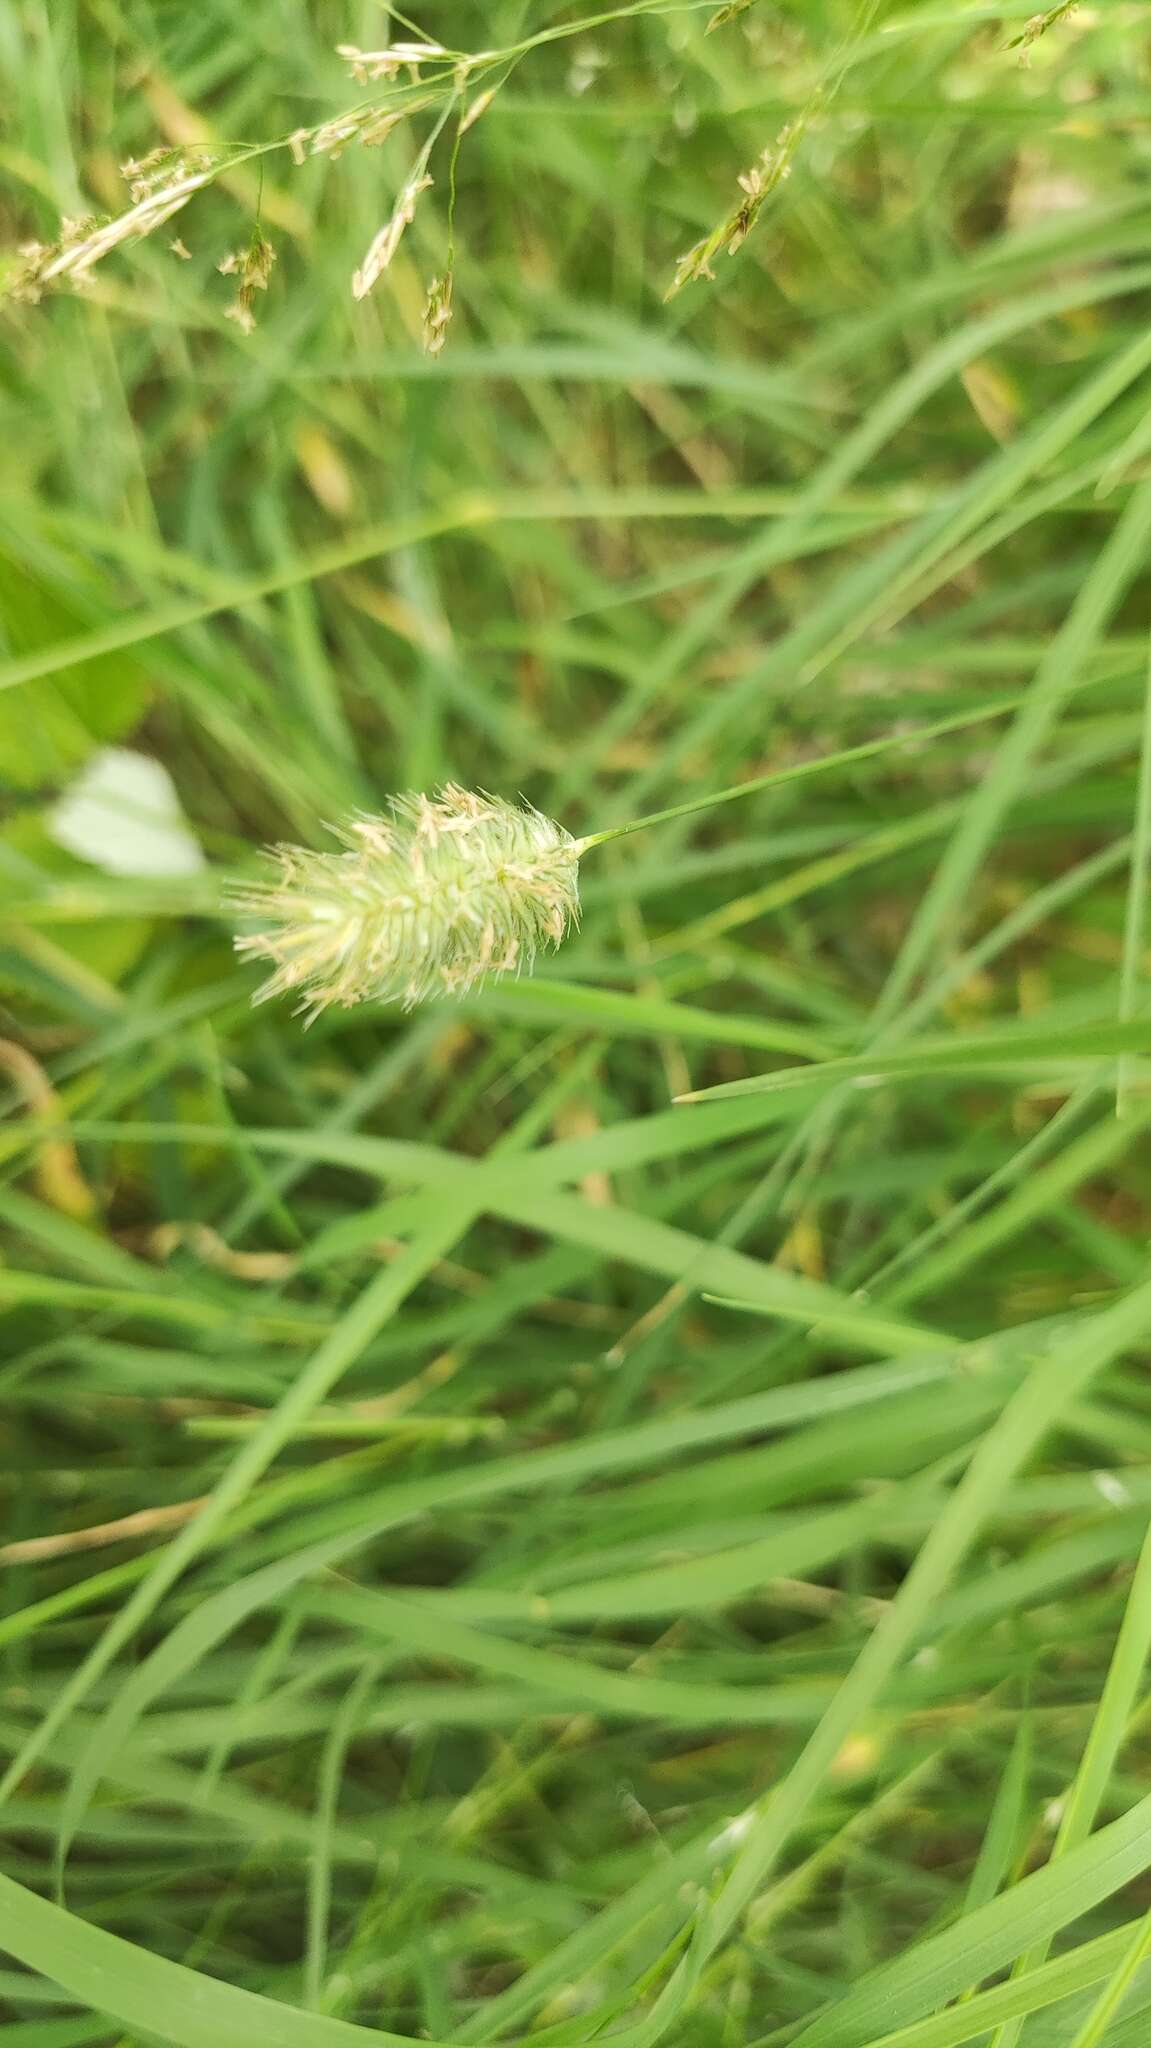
352;172;432;298
233;785;581;1017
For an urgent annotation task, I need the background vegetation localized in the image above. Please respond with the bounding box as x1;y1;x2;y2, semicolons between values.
5;1;1151;2042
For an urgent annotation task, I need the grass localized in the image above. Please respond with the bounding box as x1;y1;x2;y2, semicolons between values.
5;0;1151;2042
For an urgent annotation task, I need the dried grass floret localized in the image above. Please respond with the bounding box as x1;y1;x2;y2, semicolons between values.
352;173;433;298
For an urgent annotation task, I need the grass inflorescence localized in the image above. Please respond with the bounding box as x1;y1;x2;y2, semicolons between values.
233;786;582;1015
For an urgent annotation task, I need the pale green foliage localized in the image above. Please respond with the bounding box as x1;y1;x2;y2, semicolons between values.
11;2;1151;2044
233;785;581;1015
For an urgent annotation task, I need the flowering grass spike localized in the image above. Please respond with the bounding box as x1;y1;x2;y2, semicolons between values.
233;703;993;1023
233;785;582;1018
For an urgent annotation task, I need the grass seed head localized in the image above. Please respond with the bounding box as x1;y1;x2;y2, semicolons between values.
232;785;582;1019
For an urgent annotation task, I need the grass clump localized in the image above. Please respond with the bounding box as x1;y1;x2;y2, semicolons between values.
4;2;1151;2045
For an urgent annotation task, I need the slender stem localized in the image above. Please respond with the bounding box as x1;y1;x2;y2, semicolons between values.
1117;631;1151;1114
574;693;1028;856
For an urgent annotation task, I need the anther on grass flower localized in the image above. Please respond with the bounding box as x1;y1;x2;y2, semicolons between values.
353;173;433;298
121;147;215;203
337;42;448;82
218;228;276;333
232;785;582;1018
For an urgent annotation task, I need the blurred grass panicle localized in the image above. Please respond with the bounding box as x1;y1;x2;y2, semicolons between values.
5;1;1151;2046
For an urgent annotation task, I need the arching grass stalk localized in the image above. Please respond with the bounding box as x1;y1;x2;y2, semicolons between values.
232;697;1022;1019
2;3;703;317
